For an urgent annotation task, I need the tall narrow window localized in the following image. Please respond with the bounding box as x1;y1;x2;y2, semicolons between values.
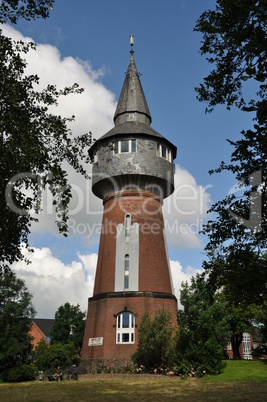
120;140;129;153
124;254;129;289
94;151;98;163
114;141;119;154
156;142;160;156
125;213;131;239
242;332;252;360
161;145;166;159
131;139;136;152
156;142;172;162
116;312;135;344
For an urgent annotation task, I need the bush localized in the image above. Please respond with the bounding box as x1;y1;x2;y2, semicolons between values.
131;308;175;371
3;365;37;383
35;340;78;370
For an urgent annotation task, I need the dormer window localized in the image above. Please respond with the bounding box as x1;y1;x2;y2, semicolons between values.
113;139;136;154
156;143;172;162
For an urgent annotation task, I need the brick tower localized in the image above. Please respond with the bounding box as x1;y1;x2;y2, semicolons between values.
81;36;178;366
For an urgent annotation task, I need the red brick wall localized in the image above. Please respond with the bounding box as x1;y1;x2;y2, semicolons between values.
93;191;173;295
81;294;178;361
82;190;178;363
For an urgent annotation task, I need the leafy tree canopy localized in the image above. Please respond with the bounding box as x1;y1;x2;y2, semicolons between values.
49;302;86;350
0;272;36;376
175;274;230;374
0;0;54;24
195;0;267;118
195;1;267;308
34;339;77;371
0;1;93;272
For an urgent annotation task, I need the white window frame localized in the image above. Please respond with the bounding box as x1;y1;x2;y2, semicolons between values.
93;150;98;163
116;312;135;344
156;142;172;162
124;254;129;289
125;213;131;239
242;332;252;360
226;341;232;351
113;139;137;154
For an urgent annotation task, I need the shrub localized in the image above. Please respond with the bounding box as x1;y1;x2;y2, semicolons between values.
34;340;77;370
131;308;175;371
3;365;37;383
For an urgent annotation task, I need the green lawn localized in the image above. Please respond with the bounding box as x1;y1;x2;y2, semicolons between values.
203;359;267;381
0;360;266;402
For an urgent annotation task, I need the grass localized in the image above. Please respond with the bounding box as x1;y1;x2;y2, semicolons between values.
0;360;266;402
203;359;267;382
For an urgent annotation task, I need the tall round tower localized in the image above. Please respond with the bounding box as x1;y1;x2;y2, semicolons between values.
81;37;178;366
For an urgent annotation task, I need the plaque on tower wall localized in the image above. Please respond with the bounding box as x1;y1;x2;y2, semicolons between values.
88;337;103;346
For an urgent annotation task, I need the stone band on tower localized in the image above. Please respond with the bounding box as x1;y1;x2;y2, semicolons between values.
81;36;178;366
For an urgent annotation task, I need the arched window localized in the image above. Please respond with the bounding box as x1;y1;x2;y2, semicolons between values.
125;213;131;239
124;254;129;289
116;312;135;344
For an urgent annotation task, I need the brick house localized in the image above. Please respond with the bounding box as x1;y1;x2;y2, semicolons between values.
30;319;54;349
225;330;267;360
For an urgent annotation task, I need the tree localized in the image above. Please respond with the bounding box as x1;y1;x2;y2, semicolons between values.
34;339;77;370
203;250;266;358
174;274;230;376
195;1;267;117
0;272;36;378
0;1;93;272
194;1;267;350
131;308;175;372
49;302;86;350
0;0;54;24
195;0;267;248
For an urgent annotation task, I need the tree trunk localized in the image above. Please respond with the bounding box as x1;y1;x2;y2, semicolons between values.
231;333;243;359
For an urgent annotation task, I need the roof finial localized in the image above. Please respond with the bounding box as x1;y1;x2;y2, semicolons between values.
130;34;134;57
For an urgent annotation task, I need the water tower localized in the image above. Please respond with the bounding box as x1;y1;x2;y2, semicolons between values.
81;36;178;366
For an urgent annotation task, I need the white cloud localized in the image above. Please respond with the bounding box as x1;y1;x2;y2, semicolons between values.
163;165;212;249
1;24;114;239
2;25;115;138
13;245;97;318
5;25;206;318
2;26;211;251
12;245;200;318
170;260;202;308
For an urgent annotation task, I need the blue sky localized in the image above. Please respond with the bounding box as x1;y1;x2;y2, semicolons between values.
6;1;256;317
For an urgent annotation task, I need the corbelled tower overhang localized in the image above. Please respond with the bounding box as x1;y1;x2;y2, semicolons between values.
82;36;178;367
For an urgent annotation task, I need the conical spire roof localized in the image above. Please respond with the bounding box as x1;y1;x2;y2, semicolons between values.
89;37;177;160
113;51;151;126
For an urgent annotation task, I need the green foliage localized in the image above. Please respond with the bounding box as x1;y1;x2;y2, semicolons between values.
3;364;37;383
195;0;267;117
0;1;93;272
174;274;230;376
49;302;86;350
0;0;54;24
33;339;50;371
195;1;267;356
0;272;36;378
131;308;175;371
195;0;267;250
34;340;77;371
